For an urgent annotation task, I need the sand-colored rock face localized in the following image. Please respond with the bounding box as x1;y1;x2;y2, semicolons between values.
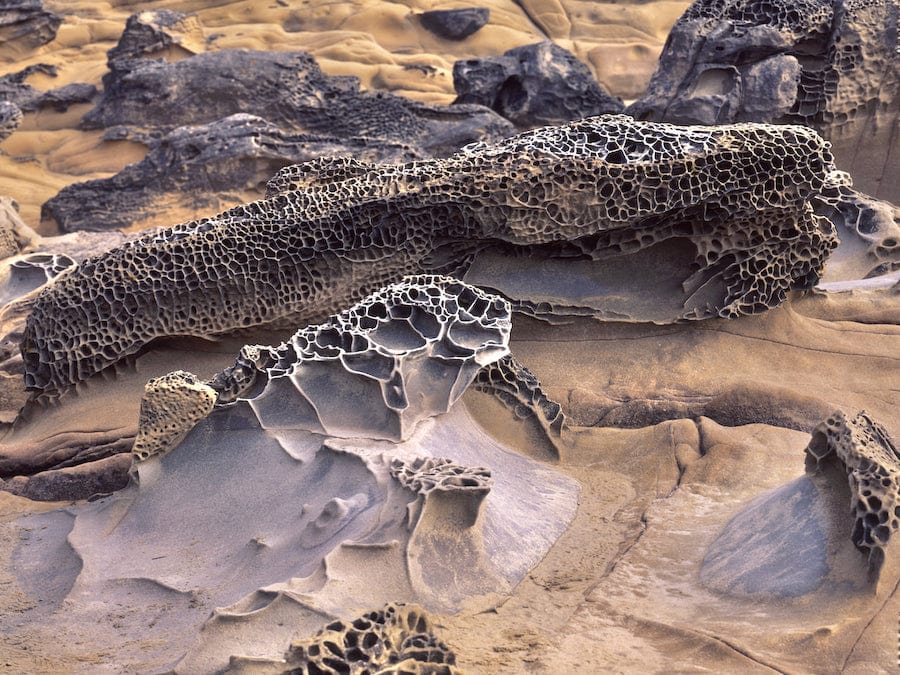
21;115;839;394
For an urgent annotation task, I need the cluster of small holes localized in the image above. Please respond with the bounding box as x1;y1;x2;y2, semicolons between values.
21;115;837;393
389;457;493;495
806;411;900;574
132;370;217;461
284;603;458;675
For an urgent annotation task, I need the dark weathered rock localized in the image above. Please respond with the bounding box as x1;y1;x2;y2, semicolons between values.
0;64;97;113
82;48;512;157
107;8;202;63
628;0;900;202
453;41;623;128
43;113;424;232
0;0;61;53
0;101;22;142
420;7;489;40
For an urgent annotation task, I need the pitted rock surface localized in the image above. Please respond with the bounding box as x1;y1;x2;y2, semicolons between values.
629;0;899;201
453;41;623;127
806;410;900;576
216;275;511;441
390;456;493;498
23;116;839;394
812;171;900;280
279;603;459;675
132;371;217;462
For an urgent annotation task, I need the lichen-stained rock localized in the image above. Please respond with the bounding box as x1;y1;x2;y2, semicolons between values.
453;41;623;127
275;603;460;675
0;0;61;55
805;410;900;577
0;101;22;144
628;0;900;202
81;48;512;158
219;275;511;442
132;371;217;462
43;113;422;233
22;116;839;394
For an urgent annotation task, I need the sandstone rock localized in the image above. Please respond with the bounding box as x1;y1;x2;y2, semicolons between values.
0;64;96;113
106;8;205;63
629;0;900;201
0;101;22;143
22;116;840;394
0;453;131;502
806;410;900;577
453;41;623;127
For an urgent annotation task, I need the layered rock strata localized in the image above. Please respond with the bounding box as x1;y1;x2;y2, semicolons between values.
22;116;839;394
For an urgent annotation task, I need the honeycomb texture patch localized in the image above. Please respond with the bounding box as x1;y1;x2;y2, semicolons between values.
279;603;460;675
22;115;838;393
391;456;493;528
473;353;567;456
219;275;511;441
628;0;899;201
132;371;217;462
806;410;900;576
390;456;493;498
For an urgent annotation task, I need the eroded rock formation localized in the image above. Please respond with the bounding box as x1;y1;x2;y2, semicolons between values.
629;0;900;201
420;7;489;40
0;101;22;143
0;64;96;114
280;603;460;674
22;116;841;394
133;275;511;456
0;0;61;54
453;41;624;127
806;410;900;576
106;8;205;63
81;48;511;158
43;114;422;233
